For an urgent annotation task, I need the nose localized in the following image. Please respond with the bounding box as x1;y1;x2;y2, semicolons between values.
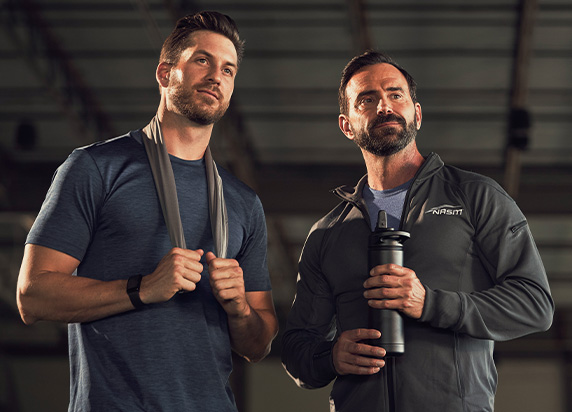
206;65;222;84
377;98;393;115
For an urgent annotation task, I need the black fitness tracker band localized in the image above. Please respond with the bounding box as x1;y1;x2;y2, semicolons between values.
127;274;145;309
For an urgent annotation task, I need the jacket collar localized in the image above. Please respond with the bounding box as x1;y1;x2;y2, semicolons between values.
332;152;444;203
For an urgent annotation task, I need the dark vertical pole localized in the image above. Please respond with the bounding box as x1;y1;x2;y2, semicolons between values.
345;0;374;53
504;0;538;198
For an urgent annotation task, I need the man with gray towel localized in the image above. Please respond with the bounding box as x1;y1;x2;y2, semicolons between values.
17;11;278;412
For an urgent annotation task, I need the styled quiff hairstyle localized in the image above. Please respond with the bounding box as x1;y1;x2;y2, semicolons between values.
159;11;245;66
338;50;418;115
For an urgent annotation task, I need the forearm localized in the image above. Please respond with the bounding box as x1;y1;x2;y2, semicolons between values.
206;256;278;362
228;305;278;363
420;278;554;340
17;270;133;324
281;329;337;389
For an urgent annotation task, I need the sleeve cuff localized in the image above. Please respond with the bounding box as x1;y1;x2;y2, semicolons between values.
419;286;463;330
311;339;338;383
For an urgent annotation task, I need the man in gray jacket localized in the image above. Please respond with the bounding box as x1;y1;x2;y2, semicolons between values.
281;51;553;412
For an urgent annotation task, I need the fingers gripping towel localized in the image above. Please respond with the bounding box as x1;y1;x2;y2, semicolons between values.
142;115;229;258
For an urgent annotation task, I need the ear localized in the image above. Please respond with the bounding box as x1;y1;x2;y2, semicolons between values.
156;62;172;88
338;114;354;140
415;102;422;130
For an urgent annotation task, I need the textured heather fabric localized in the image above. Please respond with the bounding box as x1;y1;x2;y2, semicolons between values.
27;131;270;412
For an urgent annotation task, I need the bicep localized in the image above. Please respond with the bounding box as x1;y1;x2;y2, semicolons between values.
20;243;81;279
17;244;81;324
18;244;81;300
18;243;134;325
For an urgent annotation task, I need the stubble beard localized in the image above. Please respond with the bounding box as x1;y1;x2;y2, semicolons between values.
353;114;418;157
168;83;229;126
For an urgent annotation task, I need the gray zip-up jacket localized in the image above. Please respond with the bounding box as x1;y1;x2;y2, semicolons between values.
281;153;554;412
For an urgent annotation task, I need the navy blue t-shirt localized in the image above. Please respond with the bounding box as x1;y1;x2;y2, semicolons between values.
27;130;271;412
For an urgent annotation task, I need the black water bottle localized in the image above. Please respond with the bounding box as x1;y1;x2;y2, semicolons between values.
368;210;410;356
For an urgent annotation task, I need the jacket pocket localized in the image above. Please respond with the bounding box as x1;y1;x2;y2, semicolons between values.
510;220;528;233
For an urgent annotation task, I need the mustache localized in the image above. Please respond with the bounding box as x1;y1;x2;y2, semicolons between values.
369;114;407;130
196;84;222;99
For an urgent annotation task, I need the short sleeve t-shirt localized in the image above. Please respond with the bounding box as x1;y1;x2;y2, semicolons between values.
26;130;271;412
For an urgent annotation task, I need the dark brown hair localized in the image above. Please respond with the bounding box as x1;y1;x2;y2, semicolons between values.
159;11;245;67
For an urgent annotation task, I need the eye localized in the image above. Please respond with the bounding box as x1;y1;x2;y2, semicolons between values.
223;67;235;77
197;58;208;64
359;97;374;105
391;93;403;100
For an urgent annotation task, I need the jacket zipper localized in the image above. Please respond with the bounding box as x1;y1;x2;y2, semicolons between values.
398;153;438;230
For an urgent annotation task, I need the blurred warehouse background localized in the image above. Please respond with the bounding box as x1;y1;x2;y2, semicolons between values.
0;0;571;410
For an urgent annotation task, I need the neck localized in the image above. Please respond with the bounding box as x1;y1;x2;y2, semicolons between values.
362;142;425;191
155;102;214;161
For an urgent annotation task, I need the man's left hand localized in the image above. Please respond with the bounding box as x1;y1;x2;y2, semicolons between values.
363;263;426;319
206;252;250;318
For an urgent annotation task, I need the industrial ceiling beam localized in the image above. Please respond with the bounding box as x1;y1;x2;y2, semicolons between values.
0;0;115;143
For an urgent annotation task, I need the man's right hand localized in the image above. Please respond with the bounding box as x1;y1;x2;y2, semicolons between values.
332;328;386;375
140;247;204;304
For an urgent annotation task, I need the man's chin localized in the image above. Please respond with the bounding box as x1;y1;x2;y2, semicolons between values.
188;114;222;126
172;92;229;125
182;106;228;126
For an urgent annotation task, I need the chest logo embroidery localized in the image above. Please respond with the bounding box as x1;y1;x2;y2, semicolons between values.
425;204;463;216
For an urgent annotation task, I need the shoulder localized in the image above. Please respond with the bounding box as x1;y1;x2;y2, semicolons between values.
76;131;143;163
314;202;350;231
434;163;525;229
418;153;509;200
303;201;352;252
438;164;513;202
64;131;147;179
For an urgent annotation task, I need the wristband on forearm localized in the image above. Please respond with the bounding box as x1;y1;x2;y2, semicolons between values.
127;274;145;309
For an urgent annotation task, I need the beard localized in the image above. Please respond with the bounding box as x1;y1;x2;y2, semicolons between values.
353;113;417;157
168;81;229;126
